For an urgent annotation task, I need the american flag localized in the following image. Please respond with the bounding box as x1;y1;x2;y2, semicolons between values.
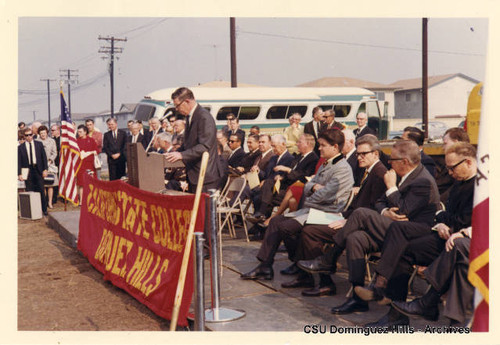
58;91;81;205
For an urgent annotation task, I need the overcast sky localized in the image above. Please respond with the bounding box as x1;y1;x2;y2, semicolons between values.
17;17;488;123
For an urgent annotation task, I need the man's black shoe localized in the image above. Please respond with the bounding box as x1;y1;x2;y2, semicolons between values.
43;211;49;216
280;263;300;275
249;232;264;241
331;297;369;314
301;284;336;297
297;257;335;274
392;299;439;321
281;276;314;288
240;265;274;280
364;308;409;330
247;213;265;224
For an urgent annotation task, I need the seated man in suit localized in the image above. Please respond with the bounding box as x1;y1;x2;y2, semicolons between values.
392;227;473;327
234;134;261;174
298;140;440;319
18;127;49;215
354;142;476;328
248;133;318;223
287;134;388;296
142;117;163;152
353;112;376;139
342;129;363;186
227;134;246;169
322;109;345;131
402;126;436;177
241;129;353;281
247;134;295;215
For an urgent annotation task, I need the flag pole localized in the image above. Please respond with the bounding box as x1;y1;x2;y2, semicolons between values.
170;151;209;331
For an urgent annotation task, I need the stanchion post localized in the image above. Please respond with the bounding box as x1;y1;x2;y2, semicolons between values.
208;189;220;312
193;233;205;331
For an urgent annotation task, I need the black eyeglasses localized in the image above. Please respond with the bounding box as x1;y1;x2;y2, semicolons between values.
446;158;467;172
174;99;186;109
229;140;237;143
356;150;375;157
25;133;33;137
388;157;406;162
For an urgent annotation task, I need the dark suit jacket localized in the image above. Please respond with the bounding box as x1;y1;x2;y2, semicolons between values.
375;164;440;226
18;140;48;176
282;151;319;187
354;126;376;138
180;104;221;185
435;177;475;232
304;120;325;155
262;150;295;181
344;160;387;218
227;147;246;168
126;133;144;146
53;136;61;166
257;150;276;181
142;128;164;152
346;151;363;186
238;149;261;172
103;129;127;165
421;151;436;178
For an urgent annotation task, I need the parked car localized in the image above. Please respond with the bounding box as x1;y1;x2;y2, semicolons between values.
414;121;448;140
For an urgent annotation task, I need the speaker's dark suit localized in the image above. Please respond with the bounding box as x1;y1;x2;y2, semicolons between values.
103;129;127;180
353;126;376;138
296;160;387;261
18;140;48;213
227;147;246;169
256;151;319;216
304;120;325;156
180;104;221;192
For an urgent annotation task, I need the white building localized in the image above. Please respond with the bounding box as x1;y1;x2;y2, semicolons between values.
389;73;480;126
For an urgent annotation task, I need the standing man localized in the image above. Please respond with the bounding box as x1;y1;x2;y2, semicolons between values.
50;124;61;205
85;119;103;154
143;118;163;152
102;117;127;181
18;128;49;216
304;107;325;156
323;109;345;131
165;87;221;193
126;122;144;147
353;112;376;139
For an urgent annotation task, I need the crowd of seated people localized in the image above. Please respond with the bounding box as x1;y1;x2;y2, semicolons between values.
212;116;475;328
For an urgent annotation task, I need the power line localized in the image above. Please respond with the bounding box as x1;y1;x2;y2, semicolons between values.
238;29;485;57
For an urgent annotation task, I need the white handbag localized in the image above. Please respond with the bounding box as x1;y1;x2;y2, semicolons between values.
94;154;102;169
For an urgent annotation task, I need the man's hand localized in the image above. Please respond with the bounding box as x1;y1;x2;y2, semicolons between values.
111;153;120;160
384;169;398;189
165;151;182;163
312;183;324;193
236;167;245;173
274;175;283;181
382;207;408;221
250;165;259;173
445;232;464;252
42;170;48;178
274;165;291;173
434;223;451;240
328;219;347;229
18;175;24;181
352;187;360;196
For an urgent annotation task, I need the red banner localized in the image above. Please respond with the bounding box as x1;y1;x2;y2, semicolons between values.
77;174;206;327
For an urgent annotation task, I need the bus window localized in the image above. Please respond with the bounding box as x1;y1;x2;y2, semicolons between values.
217;106;240;120
365;101;380;117
332;105;350;118
319;105;334;112
239;106;260;120
267;106;288;119
135;104;156;121
287;105;307;118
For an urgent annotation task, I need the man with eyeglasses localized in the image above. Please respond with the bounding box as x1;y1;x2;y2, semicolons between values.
298;140;440;325
353;112;376;139
355;141;476;327
227;134;246;169
290;134;387;298
18;128;49;216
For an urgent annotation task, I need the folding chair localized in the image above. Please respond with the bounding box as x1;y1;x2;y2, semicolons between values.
216;176;250;242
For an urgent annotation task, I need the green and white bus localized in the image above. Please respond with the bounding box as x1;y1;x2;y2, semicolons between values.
134;87;389;139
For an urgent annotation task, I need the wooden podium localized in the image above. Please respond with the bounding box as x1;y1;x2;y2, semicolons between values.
126;143;184;193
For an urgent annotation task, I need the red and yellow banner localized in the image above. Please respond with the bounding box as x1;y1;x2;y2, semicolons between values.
77;173;206;327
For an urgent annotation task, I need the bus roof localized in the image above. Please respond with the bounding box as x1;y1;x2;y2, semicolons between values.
144;87;375;103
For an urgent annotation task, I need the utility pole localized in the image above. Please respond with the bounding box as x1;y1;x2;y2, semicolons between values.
59;69;78;116
422;18;429;139
40;78;56;128
99;35;127;118
32;110;37;122
230;17;237;88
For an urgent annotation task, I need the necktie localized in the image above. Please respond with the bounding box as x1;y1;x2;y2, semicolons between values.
29;142;34;166
360;170;369;186
185;115;190;129
113;131;117;140
316;122;320;136
322;160;328;167
132;135;136;144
